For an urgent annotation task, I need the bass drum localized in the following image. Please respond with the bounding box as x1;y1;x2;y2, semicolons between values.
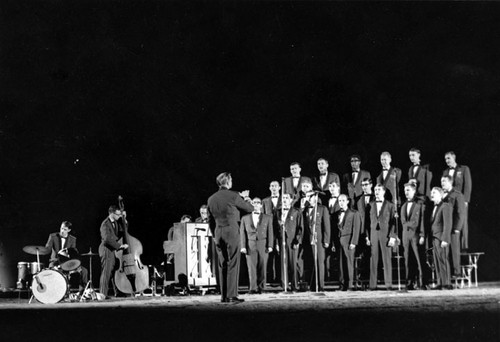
31;269;68;304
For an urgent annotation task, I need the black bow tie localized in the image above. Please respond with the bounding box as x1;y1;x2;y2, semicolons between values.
383;168;389;171
407;200;414;203
339;209;345;213
320;173;327;176
293;176;299;179
376;200;383;203
413;164;420;167
364;194;371;197
283;208;290;211
272;196;278;198
449;167;455;170
253;212;260;215
352;170;359;173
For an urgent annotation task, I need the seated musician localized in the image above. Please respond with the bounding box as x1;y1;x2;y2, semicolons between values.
166;215;192;264
45;221;89;292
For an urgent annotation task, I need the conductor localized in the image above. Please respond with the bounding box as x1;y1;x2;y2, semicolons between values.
207;172;253;303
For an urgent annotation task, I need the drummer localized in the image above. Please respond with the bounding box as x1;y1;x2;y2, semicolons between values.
45;221;88;290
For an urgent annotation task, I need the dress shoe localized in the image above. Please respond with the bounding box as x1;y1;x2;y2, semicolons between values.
227;297;244;303
248;290;259;295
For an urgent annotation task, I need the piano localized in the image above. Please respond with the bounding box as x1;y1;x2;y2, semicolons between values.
163;222;217;287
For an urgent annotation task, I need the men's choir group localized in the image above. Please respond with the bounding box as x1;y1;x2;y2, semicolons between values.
199;149;471;300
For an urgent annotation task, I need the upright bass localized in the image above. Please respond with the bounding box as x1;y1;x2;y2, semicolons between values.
114;195;149;294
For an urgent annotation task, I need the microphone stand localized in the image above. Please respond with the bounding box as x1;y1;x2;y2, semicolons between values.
281;177;287;293
311;194;320;293
393;180;405;293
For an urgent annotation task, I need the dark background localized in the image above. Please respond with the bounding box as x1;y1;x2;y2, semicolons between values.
0;1;499;286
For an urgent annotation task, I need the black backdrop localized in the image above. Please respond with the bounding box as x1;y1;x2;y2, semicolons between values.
0;1;499;286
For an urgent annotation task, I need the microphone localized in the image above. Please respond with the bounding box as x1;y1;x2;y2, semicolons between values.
302;190;325;197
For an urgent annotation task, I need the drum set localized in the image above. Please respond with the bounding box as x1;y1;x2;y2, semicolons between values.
18;245;102;304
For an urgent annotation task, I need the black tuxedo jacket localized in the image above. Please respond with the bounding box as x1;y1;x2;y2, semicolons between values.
313;172;340;192
408;164;432;200
240;213;274;250
357;194;375;235
443;165;472;202
45;233;77;262
400;201;424;237
277;207;303;246
302;205;331;245
369;200;397;239
376;167;402;204
442;189;466;231
342;169;371;204
284;176;308;200
208;187;254;235
262;195;281;215
430;202;452;243
100;217;125;251
337;209;361;246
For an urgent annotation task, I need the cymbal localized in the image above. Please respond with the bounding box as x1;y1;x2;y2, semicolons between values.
23;245;50;255
60;259;81;271
81;251;98;257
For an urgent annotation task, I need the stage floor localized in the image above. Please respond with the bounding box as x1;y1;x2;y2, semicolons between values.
1;283;499;342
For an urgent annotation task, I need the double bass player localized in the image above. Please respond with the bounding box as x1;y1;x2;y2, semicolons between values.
99;205;129;298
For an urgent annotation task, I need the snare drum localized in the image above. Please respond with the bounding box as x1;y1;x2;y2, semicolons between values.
57;247;81;271
17;262;31;289
31;269;69;304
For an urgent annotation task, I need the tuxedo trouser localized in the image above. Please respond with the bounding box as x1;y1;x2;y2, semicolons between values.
433;237;450;286
462;206;469;249
369;231;392;289
280;241;299;290
339;239;356;289
302;242;325;290
450;231;461;276
215;225;240;299
245;240;268;291
99;244;116;296
402;229;423;284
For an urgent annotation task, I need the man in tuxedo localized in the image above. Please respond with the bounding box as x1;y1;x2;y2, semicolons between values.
195;205;219;292
276;193;303;291
99;206;129;297
429;187;452;289
400;183;425;290
284;162;307;204
299;187;330;291
262;180;282;284
443;151;472;250
342;154;371;209
195;205;209;223
207;172;254;303
367;184;397;290
45;221;89;291
295;177;315;210
313;158;340;204
377;151;402;206
326;181;341;282
408;148;433;202
240;198;274;294
336;195;361;291
356;178;375;282
441;175;466;278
